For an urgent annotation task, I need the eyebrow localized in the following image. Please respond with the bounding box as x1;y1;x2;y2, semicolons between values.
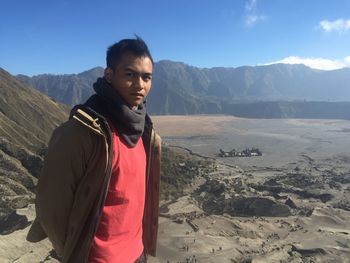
124;67;152;76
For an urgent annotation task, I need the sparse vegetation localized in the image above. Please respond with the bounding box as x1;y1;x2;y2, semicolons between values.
160;144;217;200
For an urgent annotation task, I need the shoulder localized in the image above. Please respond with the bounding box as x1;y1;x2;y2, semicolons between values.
69;106;106;136
49;107;106;152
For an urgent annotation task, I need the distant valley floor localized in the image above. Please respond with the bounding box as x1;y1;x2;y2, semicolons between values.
149;115;350;262
153;115;350;169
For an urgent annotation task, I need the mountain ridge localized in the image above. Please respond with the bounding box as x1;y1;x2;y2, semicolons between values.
14;61;350;118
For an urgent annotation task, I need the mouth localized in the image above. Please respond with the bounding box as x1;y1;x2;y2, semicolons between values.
131;93;144;98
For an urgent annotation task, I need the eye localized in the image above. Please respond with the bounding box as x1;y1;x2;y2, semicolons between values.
142;75;152;81
125;72;134;77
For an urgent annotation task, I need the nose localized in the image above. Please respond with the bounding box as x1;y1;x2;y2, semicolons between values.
133;76;144;90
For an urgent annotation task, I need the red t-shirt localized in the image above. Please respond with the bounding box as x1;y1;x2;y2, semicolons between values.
88;127;146;263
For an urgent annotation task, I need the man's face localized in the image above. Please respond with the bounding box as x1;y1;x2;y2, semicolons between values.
105;52;153;108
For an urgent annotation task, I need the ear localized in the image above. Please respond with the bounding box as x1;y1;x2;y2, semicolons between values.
104;67;113;83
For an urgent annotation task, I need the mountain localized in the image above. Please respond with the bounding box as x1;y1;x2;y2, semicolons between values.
17;67;104;106
0;67;69;230
150;61;350;101
1;68;69;152
17;62;350;118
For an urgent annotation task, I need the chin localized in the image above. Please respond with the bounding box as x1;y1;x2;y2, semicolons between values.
129;102;141;109
130;100;143;108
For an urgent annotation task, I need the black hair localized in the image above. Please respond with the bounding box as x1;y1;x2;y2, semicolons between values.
106;36;153;70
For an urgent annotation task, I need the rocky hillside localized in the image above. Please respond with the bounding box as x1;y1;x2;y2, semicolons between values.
0;68;69;152
0;67;69;234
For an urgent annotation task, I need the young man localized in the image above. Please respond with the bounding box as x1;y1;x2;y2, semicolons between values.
27;37;161;263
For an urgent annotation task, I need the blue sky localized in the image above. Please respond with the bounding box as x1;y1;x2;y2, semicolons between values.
0;0;349;75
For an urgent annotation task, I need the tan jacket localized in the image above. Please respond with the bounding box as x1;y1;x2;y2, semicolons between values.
27;107;161;263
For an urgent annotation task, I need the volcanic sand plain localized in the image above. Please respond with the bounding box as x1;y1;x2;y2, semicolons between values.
148;115;350;263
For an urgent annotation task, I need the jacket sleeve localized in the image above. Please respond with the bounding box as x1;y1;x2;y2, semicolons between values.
35;120;91;256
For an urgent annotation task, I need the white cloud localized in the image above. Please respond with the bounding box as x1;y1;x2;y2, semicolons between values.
319;19;350;33
244;0;266;27
245;15;266;26
245;0;257;12
344;56;350;64
264;56;350;70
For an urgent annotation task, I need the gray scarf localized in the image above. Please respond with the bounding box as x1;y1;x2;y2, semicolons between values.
86;77;146;147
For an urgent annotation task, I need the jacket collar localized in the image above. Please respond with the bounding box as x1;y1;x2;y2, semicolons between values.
70;106;153;138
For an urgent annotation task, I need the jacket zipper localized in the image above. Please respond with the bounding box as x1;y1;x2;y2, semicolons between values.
83;119;114;263
145;126;153;189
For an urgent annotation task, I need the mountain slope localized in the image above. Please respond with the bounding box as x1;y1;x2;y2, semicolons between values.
1;68;69;152
0;67;69;228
